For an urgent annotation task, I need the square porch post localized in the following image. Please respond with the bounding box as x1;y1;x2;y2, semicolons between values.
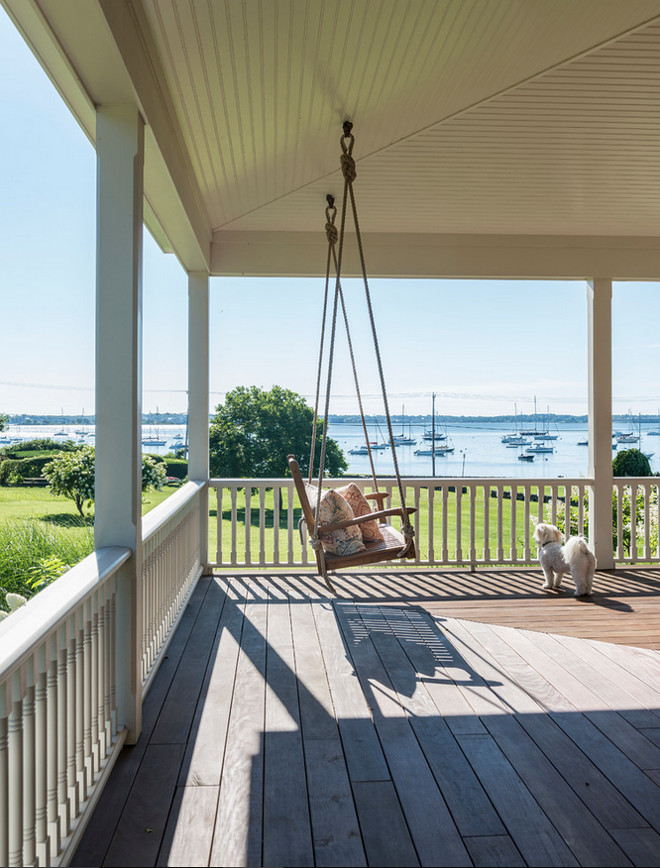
188;272;210;571
94;105;145;743
587;278;614;569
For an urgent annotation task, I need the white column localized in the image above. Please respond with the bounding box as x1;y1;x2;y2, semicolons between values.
94;105;144;742
587;278;614;569
188;272;210;571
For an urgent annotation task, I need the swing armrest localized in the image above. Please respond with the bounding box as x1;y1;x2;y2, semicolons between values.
363;491;390;523
316;506;416;535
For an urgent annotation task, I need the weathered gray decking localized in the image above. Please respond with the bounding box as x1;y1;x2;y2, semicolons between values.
73;568;660;867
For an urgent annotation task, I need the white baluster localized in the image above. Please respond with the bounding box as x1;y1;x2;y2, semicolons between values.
483;484;491;563
216;486;223;565
0;680;9;868
8;669;24;868
273;485;280;565
230;487;238;565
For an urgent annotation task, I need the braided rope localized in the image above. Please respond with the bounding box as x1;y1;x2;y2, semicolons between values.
310;122;415;581
340;123;415;552
308;197;335;483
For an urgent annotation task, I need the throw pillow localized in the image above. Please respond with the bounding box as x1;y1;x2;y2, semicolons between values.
304;484;366;556
336;483;385;541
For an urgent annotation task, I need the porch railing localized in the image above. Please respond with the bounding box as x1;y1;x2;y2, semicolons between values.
0;480;205;867
141;480;204;693
209;475;660;568
613;477;660;564
0;546;131;868
208;476;588;569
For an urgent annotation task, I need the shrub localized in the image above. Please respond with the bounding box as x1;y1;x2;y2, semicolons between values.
163;458;188;480
1;438;78;456
613;448;652;477
0;454;56;486
142;455;167;492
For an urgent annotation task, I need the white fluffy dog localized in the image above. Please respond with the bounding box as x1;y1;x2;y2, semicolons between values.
533;522;596;596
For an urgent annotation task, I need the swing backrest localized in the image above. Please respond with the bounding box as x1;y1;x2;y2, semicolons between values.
287;455;316;531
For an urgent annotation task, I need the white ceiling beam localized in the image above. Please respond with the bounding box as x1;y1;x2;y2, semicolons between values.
211;231;660;280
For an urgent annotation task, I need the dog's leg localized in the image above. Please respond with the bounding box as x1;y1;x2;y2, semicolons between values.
541;564;554;589
553;571;564;589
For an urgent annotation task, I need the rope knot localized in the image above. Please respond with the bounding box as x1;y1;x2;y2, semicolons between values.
325;221;338;245
340;152;357;183
402;524;415;541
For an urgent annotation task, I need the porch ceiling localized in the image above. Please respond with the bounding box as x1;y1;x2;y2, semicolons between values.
6;0;660;276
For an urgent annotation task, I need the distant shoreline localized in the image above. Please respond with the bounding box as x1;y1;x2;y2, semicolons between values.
7;412;660;426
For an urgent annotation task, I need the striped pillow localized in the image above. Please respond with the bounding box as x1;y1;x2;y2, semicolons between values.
336;483;384;541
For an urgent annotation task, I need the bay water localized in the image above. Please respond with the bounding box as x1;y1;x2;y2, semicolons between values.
6;419;658;479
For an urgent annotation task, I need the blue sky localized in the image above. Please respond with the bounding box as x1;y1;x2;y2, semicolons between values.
1;7;659;420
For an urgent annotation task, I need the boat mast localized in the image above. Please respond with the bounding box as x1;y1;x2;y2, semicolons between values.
431;392;436;477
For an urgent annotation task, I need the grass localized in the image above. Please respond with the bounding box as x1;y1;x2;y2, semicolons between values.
0;483;181;605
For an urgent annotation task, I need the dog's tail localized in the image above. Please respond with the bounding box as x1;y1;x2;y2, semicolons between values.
563;536;594;563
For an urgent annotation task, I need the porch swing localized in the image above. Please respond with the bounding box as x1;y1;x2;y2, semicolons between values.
287;122;416;593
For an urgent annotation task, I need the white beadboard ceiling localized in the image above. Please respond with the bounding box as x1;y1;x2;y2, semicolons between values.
6;0;660;274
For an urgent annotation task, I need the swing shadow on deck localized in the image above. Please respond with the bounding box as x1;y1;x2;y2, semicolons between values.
72;568;660;867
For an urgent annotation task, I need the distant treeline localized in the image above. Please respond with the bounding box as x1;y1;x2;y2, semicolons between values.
11;413;188;425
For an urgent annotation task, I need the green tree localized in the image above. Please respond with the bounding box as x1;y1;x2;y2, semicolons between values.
209;385;347;478
43;446;96;517
0;414;7;432
43;447;166;517
612;448;652;477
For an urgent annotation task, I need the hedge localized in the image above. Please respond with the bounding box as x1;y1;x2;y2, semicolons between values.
0;455;56;486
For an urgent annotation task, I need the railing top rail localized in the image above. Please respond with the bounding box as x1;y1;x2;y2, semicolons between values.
209;476;595;487
0;545;132;682
142;479;205;541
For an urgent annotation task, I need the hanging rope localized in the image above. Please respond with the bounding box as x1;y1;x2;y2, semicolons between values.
313;122;415;562
310;196;379;490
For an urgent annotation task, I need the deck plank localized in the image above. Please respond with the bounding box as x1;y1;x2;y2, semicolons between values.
151;578;228;744
177;579;244;787
103;743;186;867
313;599;390;782
156;785;217;867
351;781;420;867
463;834;526;867
304;737;367;867
262;594;315;867
209;597;266;868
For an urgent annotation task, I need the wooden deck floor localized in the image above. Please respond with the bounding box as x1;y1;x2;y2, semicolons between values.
73;568;660;867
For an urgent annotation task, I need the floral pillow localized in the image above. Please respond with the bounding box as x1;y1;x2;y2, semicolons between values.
304;484;366;556
336;483;384;541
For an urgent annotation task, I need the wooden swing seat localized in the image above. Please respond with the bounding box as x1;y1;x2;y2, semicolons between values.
287;455;416;572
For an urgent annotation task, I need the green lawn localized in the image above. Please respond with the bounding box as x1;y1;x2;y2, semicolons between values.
0;482;178;522
0;484;182;602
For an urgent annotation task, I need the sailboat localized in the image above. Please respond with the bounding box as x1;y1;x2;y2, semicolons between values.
142;407;167;446
520;396;549;437
392;405;416;445
414;394;455;466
